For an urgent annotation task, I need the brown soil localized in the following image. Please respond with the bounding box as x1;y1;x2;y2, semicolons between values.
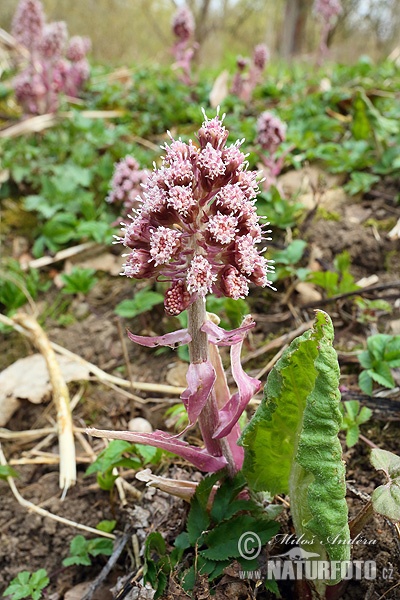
1;187;400;599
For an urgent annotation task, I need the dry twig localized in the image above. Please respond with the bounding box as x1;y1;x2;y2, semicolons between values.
242;320;313;365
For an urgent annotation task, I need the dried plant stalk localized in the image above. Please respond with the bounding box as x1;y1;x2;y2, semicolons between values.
12;313;76;493
0;445;115;539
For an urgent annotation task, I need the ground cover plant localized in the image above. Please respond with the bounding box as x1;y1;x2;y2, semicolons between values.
0;6;400;599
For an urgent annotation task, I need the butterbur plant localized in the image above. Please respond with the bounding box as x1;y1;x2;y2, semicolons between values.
230;43;269;102
11;0;91;114
87;109;275;477
256;111;288;190
85;113;398;599
107;155;149;220
313;0;342;64
171;4;198;86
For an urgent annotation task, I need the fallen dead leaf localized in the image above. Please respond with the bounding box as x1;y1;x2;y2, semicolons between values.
298;187;347;211
0;353;91;426
69;252;123;276
64;581;113;600
278;165;346;198
209;70;229;108
389;319;400;335
295;281;323;304
356;275;379;287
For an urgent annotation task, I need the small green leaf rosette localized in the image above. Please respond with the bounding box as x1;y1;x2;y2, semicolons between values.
370;449;400;522
239;310;350;585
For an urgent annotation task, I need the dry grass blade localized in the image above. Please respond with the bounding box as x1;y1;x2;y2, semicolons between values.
0;110;126;139
0;27;30;57
21;241;98;270
242;320;314;364
0;445;115;540
12;313;76;493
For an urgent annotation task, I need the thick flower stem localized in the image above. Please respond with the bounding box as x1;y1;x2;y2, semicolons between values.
187;298;236;475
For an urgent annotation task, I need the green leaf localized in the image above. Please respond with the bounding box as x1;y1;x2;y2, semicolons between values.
186;473;220;545
384;336;400;366
134;444;163;465
29;569;49;589
368;362;395;389
344;172;379;196
370;449;400;522
174;531;191;552
358;350;373;369
264;577;281;597
0;465;19;480
358;370;373;395
200;515;279;561
272;240;307;266
96;520;117;533
42;213;77;245
62;553;92;567
357;406;373;425
115;288;164;318
346;425;360;448
85;440;138;476
240;310;350;577
87;538;114;557
367;334;391;361
351;93;372;141
210;472;247;523
343;400;360;421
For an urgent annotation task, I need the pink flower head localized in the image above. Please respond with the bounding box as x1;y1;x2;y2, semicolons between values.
11;0;45;51
66;36;91;62
108;155;149;214
39;21;68;59
13;67;46;114
172;5;195;42
314;0;342;23
11;0;92;114
256;111;287;154
236;56;248;71
117;111;274;313
252;43;269;71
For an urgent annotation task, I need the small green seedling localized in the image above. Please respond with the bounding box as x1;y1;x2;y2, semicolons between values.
370;448;400;522
354;297;392;325
3;569;49;600
257;186;304;229
307;251;359;297
269;239;309;282
358;334;400;395
344;171;380;196
165;403;189;432
0;260;50;316
341;400;372;447
62;531;114;567
61;267;98;295
114;286;164;318
85;439;162;491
